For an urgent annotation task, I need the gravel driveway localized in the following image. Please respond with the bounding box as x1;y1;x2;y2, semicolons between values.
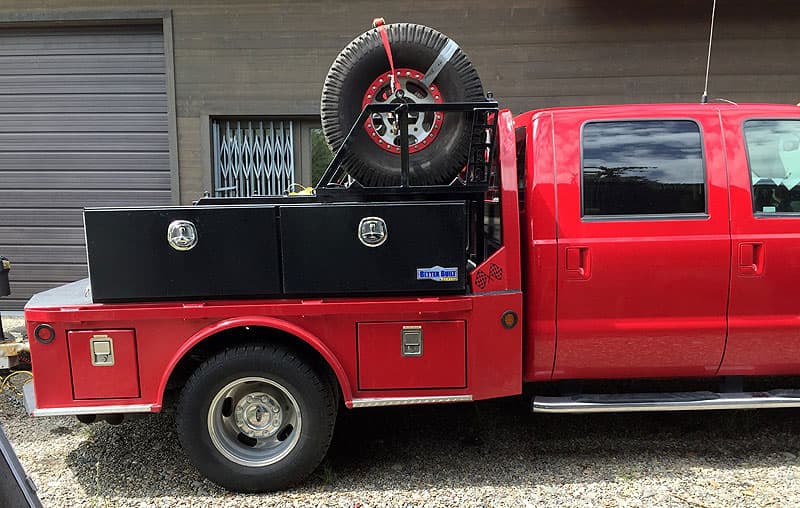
5;388;800;507
3;313;800;507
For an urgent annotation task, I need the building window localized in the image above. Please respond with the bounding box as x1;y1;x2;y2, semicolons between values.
581;120;706;217
212;118;296;197
211;118;335;197
744;119;800;214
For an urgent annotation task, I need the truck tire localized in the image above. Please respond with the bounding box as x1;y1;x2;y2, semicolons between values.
176;344;336;492
321;23;485;186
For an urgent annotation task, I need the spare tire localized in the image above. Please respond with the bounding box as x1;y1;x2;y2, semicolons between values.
321;23;485;186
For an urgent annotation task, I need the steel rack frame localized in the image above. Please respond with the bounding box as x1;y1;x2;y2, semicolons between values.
315;100;500;197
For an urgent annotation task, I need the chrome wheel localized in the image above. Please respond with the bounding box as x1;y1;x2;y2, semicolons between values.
207;376;302;467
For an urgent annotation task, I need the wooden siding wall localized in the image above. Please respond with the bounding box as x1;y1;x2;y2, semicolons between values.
0;0;798;207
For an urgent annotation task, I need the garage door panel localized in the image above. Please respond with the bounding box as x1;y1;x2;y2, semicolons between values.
1;298;32;311
0;152;169;171
0;94;167;114
0;190;171;208
10;264;88;283
0;75;167;95
0;113;168;132
0;54;166;75
0;209;83;227
0;25;170;310
0;133;169;151
0;32;164;55
0;227;85;246
2;171;170;190
0;246;86;265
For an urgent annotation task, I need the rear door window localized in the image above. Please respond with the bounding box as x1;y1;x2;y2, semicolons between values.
581;120;706;217
744;119;800;214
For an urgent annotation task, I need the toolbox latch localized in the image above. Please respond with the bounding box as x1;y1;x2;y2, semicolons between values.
401;326;423;357
90;335;115;366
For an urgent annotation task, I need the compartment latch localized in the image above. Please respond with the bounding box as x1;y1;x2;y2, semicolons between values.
401;326;423;357
90;335;115;366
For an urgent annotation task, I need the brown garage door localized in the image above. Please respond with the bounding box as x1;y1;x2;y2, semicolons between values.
0;24;171;310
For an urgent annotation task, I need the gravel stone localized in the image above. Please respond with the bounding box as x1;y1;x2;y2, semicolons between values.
5;313;800;506
1;313;25;342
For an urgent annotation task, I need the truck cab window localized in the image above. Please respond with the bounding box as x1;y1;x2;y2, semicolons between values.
744;119;800;214
581;120;706;217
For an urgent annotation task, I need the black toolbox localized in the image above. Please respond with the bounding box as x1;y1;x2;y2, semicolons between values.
85;205;282;302
85;200;467;302
280;201;466;295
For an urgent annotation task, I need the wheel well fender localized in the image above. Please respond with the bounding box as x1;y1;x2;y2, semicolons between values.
156;316;353;408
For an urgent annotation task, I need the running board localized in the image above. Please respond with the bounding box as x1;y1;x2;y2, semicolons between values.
533;389;800;413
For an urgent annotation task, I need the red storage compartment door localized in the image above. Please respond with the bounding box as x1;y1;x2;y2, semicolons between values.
358;321;466;390
67;329;140;399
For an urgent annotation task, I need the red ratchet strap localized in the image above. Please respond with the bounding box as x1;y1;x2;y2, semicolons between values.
372;17;399;93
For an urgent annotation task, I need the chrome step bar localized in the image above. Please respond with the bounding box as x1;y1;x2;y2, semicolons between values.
533;389;800;413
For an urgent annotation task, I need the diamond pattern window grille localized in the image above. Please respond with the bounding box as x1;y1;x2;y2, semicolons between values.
212;118;295;197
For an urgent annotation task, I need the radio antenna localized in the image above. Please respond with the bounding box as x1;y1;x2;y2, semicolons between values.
701;0;717;104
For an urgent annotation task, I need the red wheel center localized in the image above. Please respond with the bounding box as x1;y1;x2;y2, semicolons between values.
361;68;444;154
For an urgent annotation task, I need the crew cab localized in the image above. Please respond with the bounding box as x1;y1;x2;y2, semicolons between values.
521;102;800;390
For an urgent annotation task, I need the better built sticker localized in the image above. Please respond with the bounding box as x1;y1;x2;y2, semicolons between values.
416;266;459;282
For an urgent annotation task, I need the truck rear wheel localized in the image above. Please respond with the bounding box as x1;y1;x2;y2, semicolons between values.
321;23;485;186
176;344;336;492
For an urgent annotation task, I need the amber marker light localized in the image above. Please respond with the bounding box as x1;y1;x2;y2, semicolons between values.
501;311;518;329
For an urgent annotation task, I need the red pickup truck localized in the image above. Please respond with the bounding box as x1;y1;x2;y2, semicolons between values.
20;22;800;493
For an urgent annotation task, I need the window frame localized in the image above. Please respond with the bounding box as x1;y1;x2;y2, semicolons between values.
579;117;710;222
742;117;800;219
206;115;328;196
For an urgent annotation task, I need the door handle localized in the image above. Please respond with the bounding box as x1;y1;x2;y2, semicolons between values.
738;242;764;276
566;247;591;280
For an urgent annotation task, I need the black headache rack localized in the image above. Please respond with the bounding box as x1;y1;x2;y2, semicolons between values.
315;99;500;198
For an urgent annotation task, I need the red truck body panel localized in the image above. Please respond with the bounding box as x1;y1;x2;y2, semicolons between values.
67;329;140;399
27;292;521;411
520;103;800;382
551;106;729;380
357;320;467;390
521;110;559;381
720;107;800;375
